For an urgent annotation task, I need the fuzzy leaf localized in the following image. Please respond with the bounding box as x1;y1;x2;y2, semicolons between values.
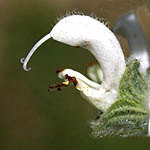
91;60;148;137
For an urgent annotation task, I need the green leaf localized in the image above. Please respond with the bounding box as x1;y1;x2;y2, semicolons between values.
91;60;148;137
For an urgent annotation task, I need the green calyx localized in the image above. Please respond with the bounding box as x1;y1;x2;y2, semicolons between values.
91;60;148;137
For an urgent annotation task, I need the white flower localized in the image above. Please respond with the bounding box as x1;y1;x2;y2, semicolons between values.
21;14;126;112
114;13;150;73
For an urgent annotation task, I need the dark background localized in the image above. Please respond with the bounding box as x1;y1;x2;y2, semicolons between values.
1;0;150;149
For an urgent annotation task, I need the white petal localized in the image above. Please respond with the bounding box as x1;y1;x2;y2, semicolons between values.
21;14;126;111
58;69;117;112
50;15;125;90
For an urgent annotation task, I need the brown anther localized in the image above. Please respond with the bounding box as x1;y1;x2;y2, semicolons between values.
56;69;64;74
65;74;78;86
48;82;68;92
87;61;97;67
74;46;80;48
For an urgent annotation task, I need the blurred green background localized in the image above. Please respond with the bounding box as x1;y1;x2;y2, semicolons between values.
1;0;150;149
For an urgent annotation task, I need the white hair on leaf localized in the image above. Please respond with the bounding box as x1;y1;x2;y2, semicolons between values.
20;14;126;112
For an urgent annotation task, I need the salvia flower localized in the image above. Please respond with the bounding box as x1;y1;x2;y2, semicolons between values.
21;14;125;112
21;12;150;137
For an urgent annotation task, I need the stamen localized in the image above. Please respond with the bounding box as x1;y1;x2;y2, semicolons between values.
56;69;65;74
74;46;80;48
48;73;78;92
65;74;78;86
20;33;51;71
87;62;97;67
48;81;69;91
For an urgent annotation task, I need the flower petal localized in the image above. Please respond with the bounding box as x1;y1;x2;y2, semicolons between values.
57;68;117;112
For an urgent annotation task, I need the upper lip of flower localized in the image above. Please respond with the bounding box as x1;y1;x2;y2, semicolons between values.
20;14;127;112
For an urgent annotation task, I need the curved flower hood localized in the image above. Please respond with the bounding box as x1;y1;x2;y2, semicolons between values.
21;15;126;112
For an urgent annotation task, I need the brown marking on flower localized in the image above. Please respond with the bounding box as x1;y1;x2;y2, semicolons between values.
65;74;78;87
87;61;97;67
74;46;80;48
48;82;68;92
48;74;78;92
56;69;64;74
